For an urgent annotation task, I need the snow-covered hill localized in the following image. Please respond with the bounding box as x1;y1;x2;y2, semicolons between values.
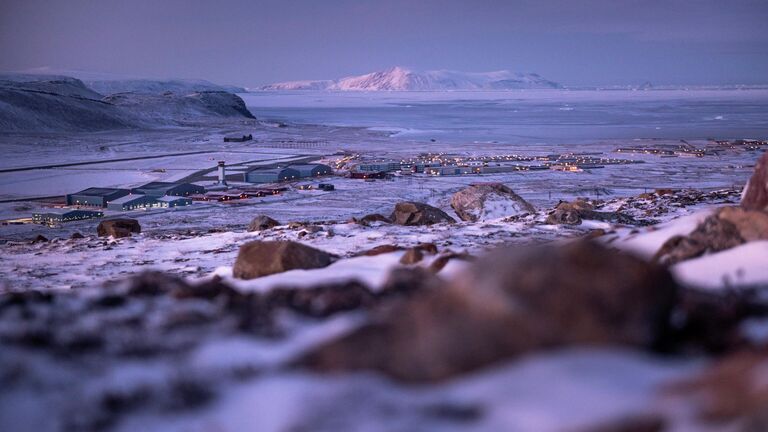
87;78;245;96
0;74;255;132
261;66;561;91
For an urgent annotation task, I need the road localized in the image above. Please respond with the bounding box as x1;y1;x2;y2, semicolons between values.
0;150;218;173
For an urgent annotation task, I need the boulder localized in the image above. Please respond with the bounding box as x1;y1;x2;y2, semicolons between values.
354;213;391;226
399;247;424;265
97;218;141;238
669;350;768;425
718;206;768;241
301;241;677;382
546;199;637;226
247;215;280;232
70;232;85;239
390;201;456;226
31;234;49;243
654;207;768;265
355;244;404;257
232;241;334;279
429;251;474;273
741;152;768;211
450;183;535;222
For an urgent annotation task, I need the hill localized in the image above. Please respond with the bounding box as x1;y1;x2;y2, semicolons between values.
0;74;254;132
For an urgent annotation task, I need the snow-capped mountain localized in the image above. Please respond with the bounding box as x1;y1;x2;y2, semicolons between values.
261;66;561;91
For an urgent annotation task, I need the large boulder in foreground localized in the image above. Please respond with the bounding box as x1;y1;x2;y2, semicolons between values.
97;218;141;238
451;183;535;222
247;215;280;232
233;240;334;279
301;241;677;382
654;206;768;265
741;152;768;211
389;201;456;226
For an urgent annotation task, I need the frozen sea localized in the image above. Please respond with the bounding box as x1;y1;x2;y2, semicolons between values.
241;89;768;145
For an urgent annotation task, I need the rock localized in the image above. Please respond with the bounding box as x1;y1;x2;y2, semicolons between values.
741;152;768;211
32;234;49;243
300;225;323;234
390;202;456;226
379;267;443;296
584;228;607;240
655;188;675;196
717;206;768;241
355;244;404;257
450;183;535;222
654;207;768;265
265;280;376;318
429;251;474;273
70;232;85;239
399;248;424;265
547;199;638;226
414;243;438;255
97;218;141;238
247;215;280;232
301;241;676;382
354;213;391;226
232;241;334;279
669;350;768;425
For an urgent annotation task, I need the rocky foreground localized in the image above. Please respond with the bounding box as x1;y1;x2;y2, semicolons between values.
2;155;768;431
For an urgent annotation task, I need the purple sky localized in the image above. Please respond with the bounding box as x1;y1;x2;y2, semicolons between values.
1;0;767;87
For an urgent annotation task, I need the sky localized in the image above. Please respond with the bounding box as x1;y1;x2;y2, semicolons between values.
1;0;767;87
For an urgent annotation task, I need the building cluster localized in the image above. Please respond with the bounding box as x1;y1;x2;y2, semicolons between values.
714;139;768;151
615;145;718;158
65;182;205;212
349;152;639;178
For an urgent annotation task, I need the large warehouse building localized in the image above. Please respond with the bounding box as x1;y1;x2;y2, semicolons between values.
289;163;333;177
131;182;206;197
106;194;161;211
66;188;131;207
33;210;104;226
244;167;300;183
243;163;333;184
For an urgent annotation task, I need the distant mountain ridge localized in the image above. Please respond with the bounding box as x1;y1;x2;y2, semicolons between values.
261;66;561;91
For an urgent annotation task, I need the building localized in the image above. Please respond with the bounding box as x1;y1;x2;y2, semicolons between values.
131;182;206;197
425;166;478;176
156;196;192;208
353;161;401;173
289;163;333;178
223;134;253;142
106;194;161;211
206;191;246;202
244;167;301;183
350;171;388;179
33;210;103;226
403;162;442;173
66;187;131;207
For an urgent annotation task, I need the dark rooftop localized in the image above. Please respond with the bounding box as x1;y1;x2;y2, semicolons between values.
71;187;129;196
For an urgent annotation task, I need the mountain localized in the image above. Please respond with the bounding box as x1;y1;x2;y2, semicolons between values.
0;73;254;132
261;66;561;91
